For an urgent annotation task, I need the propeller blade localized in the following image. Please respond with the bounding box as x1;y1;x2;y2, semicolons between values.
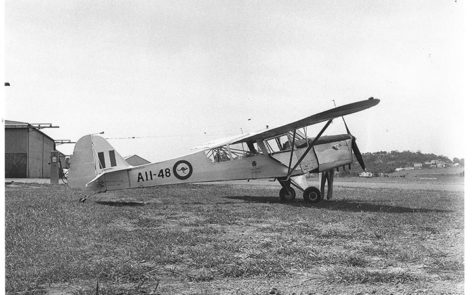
340;111;366;170
352;137;366;171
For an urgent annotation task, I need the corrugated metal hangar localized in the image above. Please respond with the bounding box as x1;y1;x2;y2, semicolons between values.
5;120;58;178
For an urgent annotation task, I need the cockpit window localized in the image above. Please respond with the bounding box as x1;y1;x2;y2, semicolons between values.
207;147;231;162
265;138;280;153
279;135;291;150
264;134;293;153
205;142;260;163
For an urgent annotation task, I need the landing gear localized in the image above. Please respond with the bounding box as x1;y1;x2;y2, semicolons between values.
277;175;329;203
279;187;296;202
303;186;322;203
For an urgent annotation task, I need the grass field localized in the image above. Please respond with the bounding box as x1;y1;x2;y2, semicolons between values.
5;177;464;294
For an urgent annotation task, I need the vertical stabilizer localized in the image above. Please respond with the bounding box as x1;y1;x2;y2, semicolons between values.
68;135;130;189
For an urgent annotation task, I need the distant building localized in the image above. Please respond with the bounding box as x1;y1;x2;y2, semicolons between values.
413;163;423;169
124;155;151;166
395;167;414;172
429;160;447;168
5;120;58;178
359;171;373;178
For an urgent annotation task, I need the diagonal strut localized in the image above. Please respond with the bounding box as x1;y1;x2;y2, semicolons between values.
285;119;332;180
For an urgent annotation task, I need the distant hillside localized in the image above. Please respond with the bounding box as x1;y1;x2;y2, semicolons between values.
347;150;463;174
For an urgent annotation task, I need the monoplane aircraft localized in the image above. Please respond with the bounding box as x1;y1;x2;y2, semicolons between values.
69;98;380;203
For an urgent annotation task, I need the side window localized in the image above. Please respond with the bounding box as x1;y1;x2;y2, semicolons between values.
265;134;292;153
205;147;231;163
265;138;280;153
247;142;262;154
109;150;117;167
205;142;261;163
228;142;259;159
279;135;291;150
228;143;245;160
97;152;106;168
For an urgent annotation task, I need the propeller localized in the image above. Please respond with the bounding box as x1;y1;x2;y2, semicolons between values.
351;136;366;171
340;113;366;171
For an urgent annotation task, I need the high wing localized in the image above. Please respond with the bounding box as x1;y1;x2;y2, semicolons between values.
192;133;255;151
233;97;379;144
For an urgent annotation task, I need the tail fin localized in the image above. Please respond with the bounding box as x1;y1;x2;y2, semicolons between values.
68;135;130;189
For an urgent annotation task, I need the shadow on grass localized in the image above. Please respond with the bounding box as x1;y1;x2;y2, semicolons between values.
95;200;147;207
224;195;451;213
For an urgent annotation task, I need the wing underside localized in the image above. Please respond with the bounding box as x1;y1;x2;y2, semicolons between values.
234;97;379;144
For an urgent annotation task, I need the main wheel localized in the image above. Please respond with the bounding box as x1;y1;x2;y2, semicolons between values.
279;187;296;202
303;186;322;203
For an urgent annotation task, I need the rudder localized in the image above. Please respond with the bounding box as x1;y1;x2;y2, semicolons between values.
68;135;130;190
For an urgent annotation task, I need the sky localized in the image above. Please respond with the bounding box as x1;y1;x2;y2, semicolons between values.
3;0;465;162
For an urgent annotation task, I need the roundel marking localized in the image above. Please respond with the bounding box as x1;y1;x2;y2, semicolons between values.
173;160;193;180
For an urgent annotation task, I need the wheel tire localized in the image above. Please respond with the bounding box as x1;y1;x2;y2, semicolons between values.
303;186;322;203
279;187;296;202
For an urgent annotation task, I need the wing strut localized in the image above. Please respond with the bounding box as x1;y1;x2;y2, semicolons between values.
286;129;297;173
285;119;333;180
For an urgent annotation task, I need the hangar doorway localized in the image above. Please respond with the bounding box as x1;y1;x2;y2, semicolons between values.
5;153;27;178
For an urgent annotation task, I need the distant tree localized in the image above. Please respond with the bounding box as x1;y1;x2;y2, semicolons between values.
453;157;464;166
348;150;457;174
436;155;452;163
454;158;465;166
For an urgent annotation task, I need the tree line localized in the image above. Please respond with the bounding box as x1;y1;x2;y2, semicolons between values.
346;150;464;174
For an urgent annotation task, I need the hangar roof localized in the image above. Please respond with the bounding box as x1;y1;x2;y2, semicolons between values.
5;119;56;143
5;120;29;127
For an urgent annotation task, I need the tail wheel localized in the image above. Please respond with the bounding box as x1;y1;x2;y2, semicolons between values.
279;187;296;202
303;186;322;203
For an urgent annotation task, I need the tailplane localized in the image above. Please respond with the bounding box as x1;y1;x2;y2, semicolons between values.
68;135;131;190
